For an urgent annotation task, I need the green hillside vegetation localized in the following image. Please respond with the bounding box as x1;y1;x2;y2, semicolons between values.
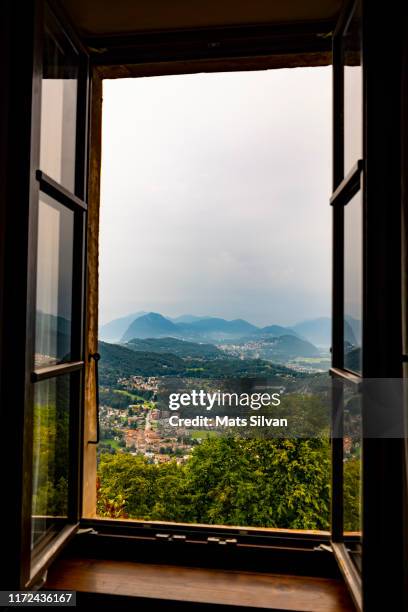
125;337;223;359
98;341;297;387
99;341;185;385
254;334;320;360
100;387;153;408
32;394;69;519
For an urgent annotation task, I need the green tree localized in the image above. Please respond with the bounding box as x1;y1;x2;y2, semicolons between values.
185;437;330;529
97;454;191;521
343;457;361;532
97;436;331;529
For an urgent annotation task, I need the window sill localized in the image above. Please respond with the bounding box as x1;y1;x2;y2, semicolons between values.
45;556;355;611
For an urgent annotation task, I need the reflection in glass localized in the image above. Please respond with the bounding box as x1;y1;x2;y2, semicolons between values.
40;6;78;192
31;376;70;550
35;193;74;367
343;388;362;572
344;191;362;373
343;1;362;175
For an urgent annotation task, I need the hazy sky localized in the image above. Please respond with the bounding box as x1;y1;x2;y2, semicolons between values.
100;67;331;327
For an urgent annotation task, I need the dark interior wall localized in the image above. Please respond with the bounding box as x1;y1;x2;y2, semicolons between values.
0;1;20;587
402;5;408;378
0;0;11;413
0;0;40;589
401;12;408;609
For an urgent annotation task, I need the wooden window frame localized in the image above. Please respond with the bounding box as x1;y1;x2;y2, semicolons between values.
81;23;334;537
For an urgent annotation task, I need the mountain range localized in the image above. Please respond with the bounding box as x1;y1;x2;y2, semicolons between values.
120;312;302;343
100;311;358;349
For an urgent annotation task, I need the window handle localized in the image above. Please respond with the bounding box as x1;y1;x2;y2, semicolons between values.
88;352;101;444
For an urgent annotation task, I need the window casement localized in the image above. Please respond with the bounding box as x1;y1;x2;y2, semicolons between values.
0;0;89;589
330;1;406;611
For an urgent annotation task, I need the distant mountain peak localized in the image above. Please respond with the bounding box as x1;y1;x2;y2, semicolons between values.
99;311;147;342
121;312;178;341
144;311;170;320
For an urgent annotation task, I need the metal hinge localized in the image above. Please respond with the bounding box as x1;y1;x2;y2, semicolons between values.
314;543;333;553
155;533;187;542
207;537;238;546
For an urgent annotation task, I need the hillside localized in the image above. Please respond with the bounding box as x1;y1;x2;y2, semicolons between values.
125;337;222;359
98;341;185;385
293;317;357;348
344;345;362;373
98;340;296;386
35;311;71;361
259;324;299;337
259;334;320;359
345;315;361;343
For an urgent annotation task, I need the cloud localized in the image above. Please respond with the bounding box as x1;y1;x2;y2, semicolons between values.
100;67;331;326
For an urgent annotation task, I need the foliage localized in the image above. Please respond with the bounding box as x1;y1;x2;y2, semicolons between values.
97;436;333;529
185;437;331;529
96;476;128;518
126;337;223;359
32;395;69;518
100;387;153;408
97;454;190;521
343;457;361;532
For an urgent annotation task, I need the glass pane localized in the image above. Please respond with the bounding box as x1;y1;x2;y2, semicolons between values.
35;193;74;367
40;6;78;192
31;376;70;551
343;387;362;573
344;190;362;373
343;1;363;175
